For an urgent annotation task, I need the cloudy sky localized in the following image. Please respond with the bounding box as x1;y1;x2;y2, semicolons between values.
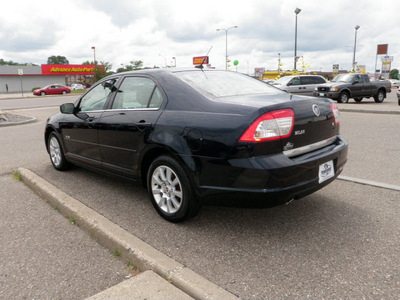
1;0;399;74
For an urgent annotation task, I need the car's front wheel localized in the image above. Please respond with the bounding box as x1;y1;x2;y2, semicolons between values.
48;132;70;171
338;92;349;103
41;91;46;96
147;155;200;222
62;90;67;95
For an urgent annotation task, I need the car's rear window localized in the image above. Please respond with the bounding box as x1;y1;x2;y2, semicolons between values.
175;70;281;98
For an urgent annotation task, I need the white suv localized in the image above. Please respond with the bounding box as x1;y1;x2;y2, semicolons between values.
272;75;327;96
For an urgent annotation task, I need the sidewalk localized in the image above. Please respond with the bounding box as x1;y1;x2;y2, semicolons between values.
18;168;239;300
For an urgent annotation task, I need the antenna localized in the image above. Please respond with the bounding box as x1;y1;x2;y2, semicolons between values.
195;46;213;69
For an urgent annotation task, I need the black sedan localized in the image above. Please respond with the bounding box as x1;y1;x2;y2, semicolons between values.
45;68;348;222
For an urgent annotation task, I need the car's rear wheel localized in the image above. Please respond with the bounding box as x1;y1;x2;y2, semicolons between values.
354;97;363;102
48;132;70;171
41;91;46;96
338;92;349;103
374;90;385;103
147;155;200;222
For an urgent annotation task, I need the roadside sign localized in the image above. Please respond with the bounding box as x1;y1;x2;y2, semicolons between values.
18;69;23;76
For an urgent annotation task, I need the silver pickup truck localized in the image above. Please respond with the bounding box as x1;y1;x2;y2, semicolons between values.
313;73;391;103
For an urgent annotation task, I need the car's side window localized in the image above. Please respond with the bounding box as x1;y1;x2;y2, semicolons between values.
354;75;363;84
79;79;117;112
290;77;300;86
300;77;314;85
314;77;326;84
111;77;163;110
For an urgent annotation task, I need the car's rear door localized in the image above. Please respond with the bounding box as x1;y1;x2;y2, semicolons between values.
97;75;165;178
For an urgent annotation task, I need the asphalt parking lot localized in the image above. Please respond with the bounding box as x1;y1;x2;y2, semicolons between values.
1;91;399;299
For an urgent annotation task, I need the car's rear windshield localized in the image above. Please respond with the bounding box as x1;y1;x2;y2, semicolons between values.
175;70;282;98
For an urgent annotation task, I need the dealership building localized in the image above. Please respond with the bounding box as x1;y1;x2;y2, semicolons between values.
0;64;96;93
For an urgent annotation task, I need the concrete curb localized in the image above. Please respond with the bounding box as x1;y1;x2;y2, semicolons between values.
0;113;37;127
17;168;239;300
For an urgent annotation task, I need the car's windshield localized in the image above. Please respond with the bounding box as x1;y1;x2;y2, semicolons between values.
273;76;293;85
332;74;354;83
175;70;282;98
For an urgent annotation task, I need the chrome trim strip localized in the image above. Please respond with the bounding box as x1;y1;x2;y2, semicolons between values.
284;136;338;158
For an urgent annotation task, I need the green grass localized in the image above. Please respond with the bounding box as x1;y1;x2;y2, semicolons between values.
12;171;22;181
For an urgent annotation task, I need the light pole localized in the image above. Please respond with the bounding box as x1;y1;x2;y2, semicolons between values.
352;25;360;71
278;52;281;75
91;46;96;82
216;26;238;70
294;8;301;71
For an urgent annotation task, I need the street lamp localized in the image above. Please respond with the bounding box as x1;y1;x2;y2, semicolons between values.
216;26;238;70
352;25;360;71
91;46;96;82
294;8;301;71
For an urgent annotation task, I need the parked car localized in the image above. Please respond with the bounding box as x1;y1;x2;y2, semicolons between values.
272;75;327;96
313;73;391;103
44;69;348;222
389;79;400;88
70;83;85;90
33;84;71;96
397;88;400;105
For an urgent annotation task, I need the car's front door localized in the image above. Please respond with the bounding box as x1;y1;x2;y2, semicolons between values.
350;75;364;97
97;76;165;178
60;78;119;167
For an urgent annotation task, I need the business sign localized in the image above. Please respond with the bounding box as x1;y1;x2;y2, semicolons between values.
193;56;209;65
381;56;393;62
41;64;98;75
377;44;388;55
332;64;339;73
254;68;265;77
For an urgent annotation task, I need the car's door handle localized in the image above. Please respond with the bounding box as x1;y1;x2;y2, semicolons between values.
135;121;152;127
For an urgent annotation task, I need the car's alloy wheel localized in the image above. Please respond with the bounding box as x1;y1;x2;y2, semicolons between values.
62;91;67;95
48;132;70;170
338;92;349;103
374;91;385;103
147;155;200;222
41;91;46;96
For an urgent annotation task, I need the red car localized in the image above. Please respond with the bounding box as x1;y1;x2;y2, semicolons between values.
33;84;71;96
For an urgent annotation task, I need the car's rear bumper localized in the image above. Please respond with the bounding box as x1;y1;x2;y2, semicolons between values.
196;136;348;204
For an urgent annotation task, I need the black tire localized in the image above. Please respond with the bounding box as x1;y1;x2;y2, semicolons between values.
354;97;363;103
62;90;67;95
47;132;71;171
41;91;46;96
147;155;201;222
374;90;385;103
338;92;349;103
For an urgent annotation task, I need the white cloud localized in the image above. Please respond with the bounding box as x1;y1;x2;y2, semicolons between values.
0;0;399;73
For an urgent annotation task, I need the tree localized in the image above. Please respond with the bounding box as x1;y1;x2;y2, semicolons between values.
389;69;399;79
47;55;69;64
82;60;113;82
117;60;144;73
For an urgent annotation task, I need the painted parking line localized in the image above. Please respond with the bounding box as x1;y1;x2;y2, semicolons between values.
338;175;400;192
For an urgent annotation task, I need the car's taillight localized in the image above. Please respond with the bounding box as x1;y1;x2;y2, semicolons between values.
239;109;294;142
330;103;340;125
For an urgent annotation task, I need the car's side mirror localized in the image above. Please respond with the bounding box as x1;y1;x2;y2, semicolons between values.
60;103;75;114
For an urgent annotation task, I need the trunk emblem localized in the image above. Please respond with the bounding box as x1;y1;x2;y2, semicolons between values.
312;104;321;117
